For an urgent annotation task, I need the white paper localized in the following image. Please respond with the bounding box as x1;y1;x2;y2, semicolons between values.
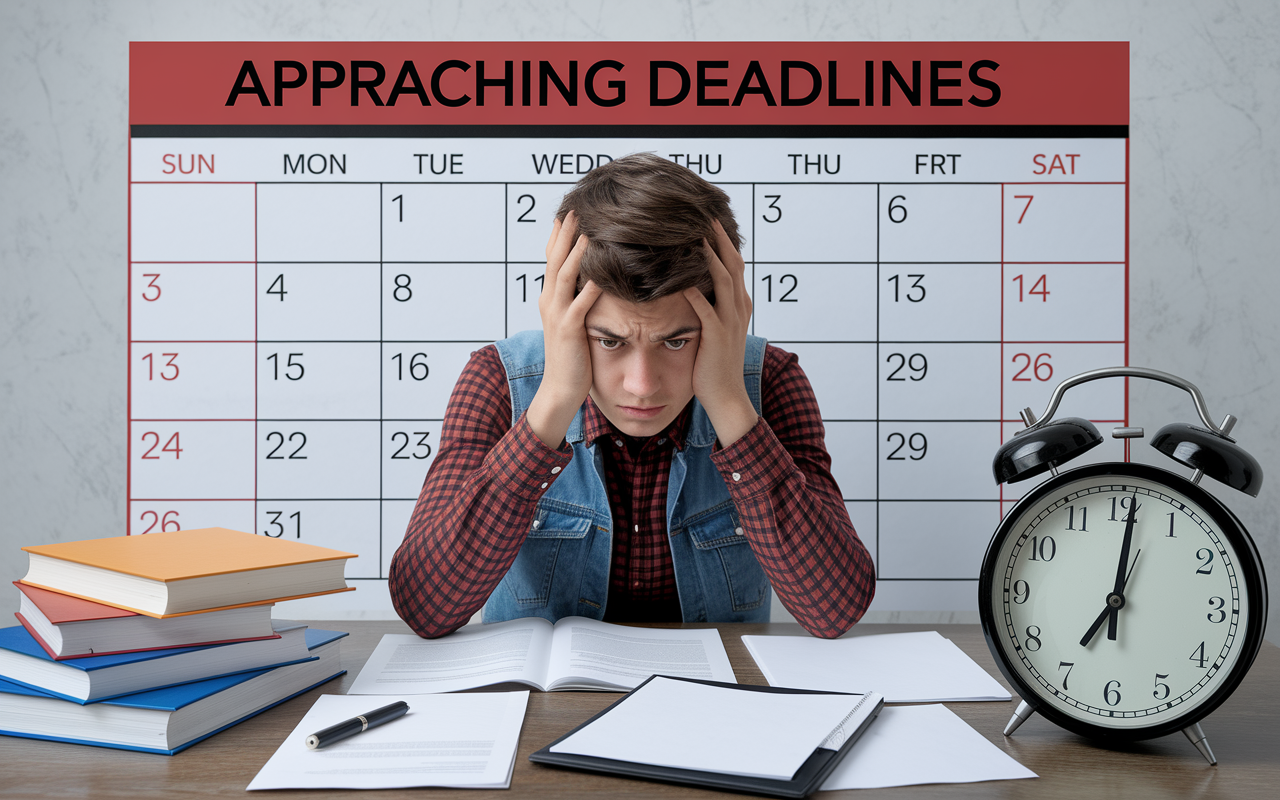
743;630;1011;702
545;618;737;689
246;692;529;790
551;676;869;781
820;704;1036;790
347;618;554;694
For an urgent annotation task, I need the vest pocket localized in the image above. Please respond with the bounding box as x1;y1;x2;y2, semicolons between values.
501;508;593;608
685;508;770;612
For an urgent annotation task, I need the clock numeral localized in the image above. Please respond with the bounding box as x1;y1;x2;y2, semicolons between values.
1057;661;1074;691
1110;496;1140;523
1153;673;1171;701
1189;641;1208;669
1207;596;1226;623
1027;535;1056;562
1195;548;1214;575
1024;625;1043;652
1012;580;1030;605
1166;511;1177;538
1065;505;1087;531
1103;680;1122;707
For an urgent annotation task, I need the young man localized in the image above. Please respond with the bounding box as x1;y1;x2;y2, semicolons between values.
389;153;875;639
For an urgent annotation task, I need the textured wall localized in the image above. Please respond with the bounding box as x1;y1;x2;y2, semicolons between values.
2;0;1278;643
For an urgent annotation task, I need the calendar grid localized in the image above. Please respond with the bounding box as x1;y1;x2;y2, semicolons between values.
127;139;1129;603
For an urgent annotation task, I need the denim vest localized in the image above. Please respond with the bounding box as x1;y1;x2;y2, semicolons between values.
483;329;772;625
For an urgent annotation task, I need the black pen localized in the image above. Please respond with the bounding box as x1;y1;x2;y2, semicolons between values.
305;701;410;749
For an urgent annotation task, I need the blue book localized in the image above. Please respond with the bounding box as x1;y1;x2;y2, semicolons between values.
0;628;347;755
0;621;314;703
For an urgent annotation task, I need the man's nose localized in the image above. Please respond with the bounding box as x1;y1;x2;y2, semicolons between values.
622;349;660;398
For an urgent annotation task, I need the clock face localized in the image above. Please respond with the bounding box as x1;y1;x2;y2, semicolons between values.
982;462;1265;739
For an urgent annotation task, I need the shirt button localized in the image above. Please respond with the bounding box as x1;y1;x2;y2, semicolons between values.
614;439;623;448
532;520;541;529
634;524;640;533
658;438;666;445
540;482;548;489
732;472;742;482
551;466;561;474
735;527;745;536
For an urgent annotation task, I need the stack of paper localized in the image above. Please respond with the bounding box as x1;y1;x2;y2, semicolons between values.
247;692;530;790
821;704;1037;790
743;630;1011;702
549;676;876;781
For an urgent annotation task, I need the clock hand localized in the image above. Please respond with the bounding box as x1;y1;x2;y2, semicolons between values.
1080;547;1142;647
1106;547;1142;640
1106;495;1140;641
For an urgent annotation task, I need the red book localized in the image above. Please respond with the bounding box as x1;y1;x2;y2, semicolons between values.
14;582;278;660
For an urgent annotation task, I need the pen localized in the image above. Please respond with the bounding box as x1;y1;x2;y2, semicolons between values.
305;701;410;749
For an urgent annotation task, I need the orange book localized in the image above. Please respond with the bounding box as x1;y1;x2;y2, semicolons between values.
20;528;356;618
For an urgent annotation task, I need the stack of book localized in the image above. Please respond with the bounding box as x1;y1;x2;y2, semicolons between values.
0;527;357;754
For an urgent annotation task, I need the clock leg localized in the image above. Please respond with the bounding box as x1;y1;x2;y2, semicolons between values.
1181;722;1217;765
1003;700;1035;736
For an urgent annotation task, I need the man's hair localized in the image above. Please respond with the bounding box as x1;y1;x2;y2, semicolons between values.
555;152;742;304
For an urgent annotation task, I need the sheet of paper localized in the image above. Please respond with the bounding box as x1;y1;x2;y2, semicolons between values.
246;692;529;790
743;630;1011;702
547;617;737;689
820;704;1036;790
347;618;552;694
550;676;866;781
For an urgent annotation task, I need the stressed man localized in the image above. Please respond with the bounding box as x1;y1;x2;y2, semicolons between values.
389;153;875;639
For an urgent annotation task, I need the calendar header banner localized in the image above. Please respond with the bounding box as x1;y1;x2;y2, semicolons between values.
130;41;1128;129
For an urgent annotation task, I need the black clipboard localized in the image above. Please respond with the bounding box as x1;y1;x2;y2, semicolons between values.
529;675;884;798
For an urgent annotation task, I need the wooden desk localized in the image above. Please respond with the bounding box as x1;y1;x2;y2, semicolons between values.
2;622;1276;798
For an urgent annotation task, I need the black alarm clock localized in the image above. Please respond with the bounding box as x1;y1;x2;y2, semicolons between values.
979;366;1268;765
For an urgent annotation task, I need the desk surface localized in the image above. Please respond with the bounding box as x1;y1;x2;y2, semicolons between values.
2;621;1276;799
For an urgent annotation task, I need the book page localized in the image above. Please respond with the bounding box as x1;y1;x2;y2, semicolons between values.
247;692;528;790
347;618;554;694
550;677;868;781
545;617;735;691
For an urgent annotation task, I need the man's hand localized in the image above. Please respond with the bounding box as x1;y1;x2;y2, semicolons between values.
525;211;603;449
683;219;759;447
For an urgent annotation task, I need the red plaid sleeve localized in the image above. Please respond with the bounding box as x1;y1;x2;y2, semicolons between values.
710;345;877;638
388;345;572;638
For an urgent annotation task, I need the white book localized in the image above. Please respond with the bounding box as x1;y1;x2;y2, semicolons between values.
742;630;1012;703
349;616;736;694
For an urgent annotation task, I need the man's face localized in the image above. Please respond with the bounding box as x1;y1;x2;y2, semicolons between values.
584;291;702;438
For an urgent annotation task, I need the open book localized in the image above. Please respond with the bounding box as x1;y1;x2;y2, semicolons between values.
348;616;736;695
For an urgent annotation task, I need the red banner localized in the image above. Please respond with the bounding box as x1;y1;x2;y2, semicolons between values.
130;41;1127;127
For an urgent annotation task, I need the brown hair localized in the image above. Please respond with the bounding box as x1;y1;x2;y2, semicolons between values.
555;152;742;303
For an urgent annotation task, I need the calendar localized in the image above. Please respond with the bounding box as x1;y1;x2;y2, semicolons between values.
128;42;1129;617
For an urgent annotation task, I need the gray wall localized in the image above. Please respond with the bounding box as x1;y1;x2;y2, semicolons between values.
3;0;1278;644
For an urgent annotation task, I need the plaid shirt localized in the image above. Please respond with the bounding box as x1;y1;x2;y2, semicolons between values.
389;342;876;638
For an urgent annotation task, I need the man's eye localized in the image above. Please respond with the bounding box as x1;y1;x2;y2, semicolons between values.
664;339;689;351
597;338;621;350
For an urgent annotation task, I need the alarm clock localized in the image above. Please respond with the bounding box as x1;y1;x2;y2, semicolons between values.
979;366;1268;765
